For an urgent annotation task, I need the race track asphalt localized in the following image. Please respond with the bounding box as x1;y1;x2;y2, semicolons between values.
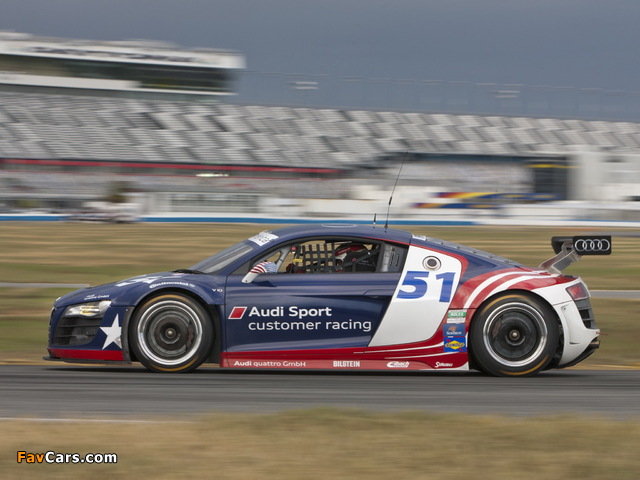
1;288;637;421
1;365;638;420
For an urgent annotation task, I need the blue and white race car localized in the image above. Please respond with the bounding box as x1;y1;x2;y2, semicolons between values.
46;225;610;376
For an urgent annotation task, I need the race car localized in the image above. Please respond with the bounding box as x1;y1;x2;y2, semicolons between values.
45;224;611;376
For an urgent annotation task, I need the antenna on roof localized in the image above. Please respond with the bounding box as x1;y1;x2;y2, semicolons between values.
384;152;408;230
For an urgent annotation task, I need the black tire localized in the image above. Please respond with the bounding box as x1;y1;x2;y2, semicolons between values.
469;293;559;377
129;293;213;373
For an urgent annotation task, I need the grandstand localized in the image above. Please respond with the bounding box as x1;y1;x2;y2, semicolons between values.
1;33;639;218
2;91;639;167
2;90;640;215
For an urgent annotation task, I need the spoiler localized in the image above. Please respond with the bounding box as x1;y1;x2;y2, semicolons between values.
539;235;611;274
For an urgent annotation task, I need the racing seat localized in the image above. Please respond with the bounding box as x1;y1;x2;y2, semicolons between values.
334;244;378;272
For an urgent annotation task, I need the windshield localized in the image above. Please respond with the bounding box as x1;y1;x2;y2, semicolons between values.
189;241;256;274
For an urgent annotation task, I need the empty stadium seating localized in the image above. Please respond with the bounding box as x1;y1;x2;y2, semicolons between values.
2;91;640;171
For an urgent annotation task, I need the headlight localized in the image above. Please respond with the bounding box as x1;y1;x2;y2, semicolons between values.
64;300;112;317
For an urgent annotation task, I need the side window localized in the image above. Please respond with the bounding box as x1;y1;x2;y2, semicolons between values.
261;247;289;270
247;239;390;274
244;239;410;275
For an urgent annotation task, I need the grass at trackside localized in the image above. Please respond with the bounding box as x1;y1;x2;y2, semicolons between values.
0;222;636;288
0;222;639;367
589;298;640;367
2;409;640;479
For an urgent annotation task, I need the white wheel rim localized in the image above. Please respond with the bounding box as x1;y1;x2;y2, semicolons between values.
482;302;548;368
136;300;203;366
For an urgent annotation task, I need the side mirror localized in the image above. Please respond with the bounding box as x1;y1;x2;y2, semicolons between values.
242;271;260;284
241;261;277;284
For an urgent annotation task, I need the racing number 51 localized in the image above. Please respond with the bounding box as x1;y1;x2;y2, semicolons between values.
397;271;455;302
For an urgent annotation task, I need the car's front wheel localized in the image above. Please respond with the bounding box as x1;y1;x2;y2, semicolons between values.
129;293;213;373
469;293;559;376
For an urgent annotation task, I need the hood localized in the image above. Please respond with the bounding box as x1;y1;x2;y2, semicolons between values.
54;271;225;308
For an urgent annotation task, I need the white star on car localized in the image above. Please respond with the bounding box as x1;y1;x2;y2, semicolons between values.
100;315;122;349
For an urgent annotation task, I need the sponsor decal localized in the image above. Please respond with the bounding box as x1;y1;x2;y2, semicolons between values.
229;305;332;320
443;323;465;337
333;360;361;368
229;306;247;320
248;231;278;246
116;276;162;287
444;337;467;353
447;310;467;319
149;281;195;289
229;305;371;332
232;360;307;368
387;361;410;368
248;319;371;332
435;362;454;368
229;306;332;320
83;293;110;301
233;360;252;367
225;358;458;371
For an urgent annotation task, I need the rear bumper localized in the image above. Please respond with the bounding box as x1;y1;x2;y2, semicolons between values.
551;299;600;367
556;337;600;369
532;279;600;368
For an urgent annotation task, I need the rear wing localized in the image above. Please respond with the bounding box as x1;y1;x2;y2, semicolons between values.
539;236;612;274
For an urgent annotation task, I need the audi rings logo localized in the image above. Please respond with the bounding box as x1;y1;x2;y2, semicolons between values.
575;239;610;252
573;236;612;255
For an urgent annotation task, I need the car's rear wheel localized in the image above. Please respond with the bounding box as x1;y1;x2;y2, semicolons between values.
469;293;559;377
129;293;213;373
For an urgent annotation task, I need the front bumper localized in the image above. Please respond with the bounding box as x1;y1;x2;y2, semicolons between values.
47;304;133;363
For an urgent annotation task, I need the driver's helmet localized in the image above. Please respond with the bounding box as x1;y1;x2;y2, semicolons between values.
334;244;375;272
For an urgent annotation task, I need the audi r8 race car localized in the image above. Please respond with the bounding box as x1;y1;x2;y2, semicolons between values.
46;224;611;376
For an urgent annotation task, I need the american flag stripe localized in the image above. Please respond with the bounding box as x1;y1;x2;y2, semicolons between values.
477;274;558;306
250;261;278;274
461;271;545;309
